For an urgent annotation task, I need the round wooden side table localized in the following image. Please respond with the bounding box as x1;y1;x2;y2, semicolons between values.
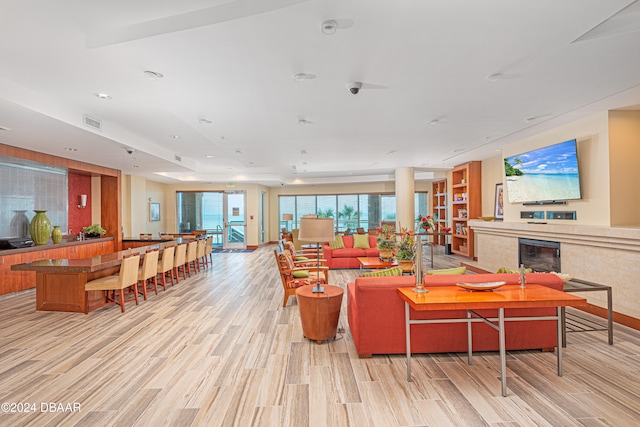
296;285;343;344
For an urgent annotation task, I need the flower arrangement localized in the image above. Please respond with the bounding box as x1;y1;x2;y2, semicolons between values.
375;224;396;250
395;227;416;261
417;214;435;232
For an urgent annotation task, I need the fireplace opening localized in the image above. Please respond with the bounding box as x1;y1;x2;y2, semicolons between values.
518;238;560;272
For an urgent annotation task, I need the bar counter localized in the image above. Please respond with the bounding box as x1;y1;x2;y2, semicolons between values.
11;240;178;313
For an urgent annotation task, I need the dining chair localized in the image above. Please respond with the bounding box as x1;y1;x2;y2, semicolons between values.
140;233;152;240
173;243;187;282
84;254;140;313
156;245;175;291
356;227;365;234
137;249;159;300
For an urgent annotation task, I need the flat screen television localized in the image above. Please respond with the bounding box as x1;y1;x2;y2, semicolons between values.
504;139;581;204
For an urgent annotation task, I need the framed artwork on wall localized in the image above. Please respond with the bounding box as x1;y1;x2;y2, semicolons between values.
150;203;160;221
494;183;504;220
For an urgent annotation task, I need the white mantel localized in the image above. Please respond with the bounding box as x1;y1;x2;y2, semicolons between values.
469;220;640;319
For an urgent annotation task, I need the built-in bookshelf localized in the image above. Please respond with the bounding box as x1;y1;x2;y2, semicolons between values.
451;161;481;258
431;179;447;246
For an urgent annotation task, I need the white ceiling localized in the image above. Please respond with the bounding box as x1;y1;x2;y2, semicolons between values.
1;0;639;186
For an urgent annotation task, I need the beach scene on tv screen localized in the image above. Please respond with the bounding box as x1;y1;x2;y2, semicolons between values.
504;140;580;203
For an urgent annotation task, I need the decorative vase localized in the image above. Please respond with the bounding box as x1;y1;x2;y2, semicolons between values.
29;210;52;246
51;225;63;244
10;210;30;237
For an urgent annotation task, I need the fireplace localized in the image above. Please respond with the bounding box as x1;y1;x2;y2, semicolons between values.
518;238;560;272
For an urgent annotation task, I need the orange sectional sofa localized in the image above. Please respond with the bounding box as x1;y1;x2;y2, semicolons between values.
322;235;379;269
347;273;564;357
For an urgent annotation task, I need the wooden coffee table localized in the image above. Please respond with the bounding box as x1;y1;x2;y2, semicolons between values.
358;257;398;270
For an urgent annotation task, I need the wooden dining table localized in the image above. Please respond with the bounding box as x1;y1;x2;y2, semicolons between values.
11;241;177;313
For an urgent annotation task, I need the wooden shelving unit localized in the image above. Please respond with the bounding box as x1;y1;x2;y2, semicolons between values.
451;161;481;258
431;180;447;246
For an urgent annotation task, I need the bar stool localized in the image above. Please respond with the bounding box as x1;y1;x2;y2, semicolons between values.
173;243;187;282
84;254;140;313
184;240;198;276
196;238;206;270
157;245;175;291
138;249;159;300
204;236;213;266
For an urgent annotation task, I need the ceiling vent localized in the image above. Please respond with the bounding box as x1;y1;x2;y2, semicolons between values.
83;114;102;131
174;154;182;162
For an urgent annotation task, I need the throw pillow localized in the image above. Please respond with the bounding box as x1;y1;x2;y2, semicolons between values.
353;234;370;249
496;266;533;274
359;266;403;277
328;236;345;250
426;266;467;275
292;270;310;278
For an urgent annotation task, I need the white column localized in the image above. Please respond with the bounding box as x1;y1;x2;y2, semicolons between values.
395;167;415;231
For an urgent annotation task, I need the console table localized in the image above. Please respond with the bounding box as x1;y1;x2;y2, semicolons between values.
397;284;587;396
561;278;613;346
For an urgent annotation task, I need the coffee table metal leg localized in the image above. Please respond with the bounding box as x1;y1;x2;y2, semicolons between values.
499;308;507;397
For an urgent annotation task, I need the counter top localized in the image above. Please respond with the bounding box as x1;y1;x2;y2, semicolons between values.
11;240;175;273
0;236;114;256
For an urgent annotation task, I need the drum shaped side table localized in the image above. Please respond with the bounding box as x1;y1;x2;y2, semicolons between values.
296;285;343;344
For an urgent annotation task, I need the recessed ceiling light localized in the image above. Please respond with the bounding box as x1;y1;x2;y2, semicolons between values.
429;119;439;125
300;150;307;155
387;150;397;155
94;93;111;99
143;70;164;80
487;73;503;82
249;162;255;166
321;19;337;35
293;73;317;82
235;150;242;155
131;165;139;168
65;147;78;151
205;155;214;158
198;118;212;124
169;134;181;139
0;125;11;131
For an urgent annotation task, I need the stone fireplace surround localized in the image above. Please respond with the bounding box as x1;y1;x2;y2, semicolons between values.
469;220;640;320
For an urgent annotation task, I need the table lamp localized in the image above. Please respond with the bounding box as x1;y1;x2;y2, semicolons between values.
282;213;293;231
298;217;334;293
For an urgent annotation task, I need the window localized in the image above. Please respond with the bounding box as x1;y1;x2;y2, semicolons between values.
278;192;428;232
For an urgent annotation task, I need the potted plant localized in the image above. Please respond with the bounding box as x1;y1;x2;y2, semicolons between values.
81;224;107;238
375;224;396;260
395;227;416;273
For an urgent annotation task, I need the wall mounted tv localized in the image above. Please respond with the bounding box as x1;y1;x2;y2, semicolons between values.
504;139;581;204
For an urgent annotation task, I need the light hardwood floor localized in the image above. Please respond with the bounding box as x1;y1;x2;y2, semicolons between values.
1;245;639;426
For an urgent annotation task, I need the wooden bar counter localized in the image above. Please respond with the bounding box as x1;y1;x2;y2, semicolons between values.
11;240;177;313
